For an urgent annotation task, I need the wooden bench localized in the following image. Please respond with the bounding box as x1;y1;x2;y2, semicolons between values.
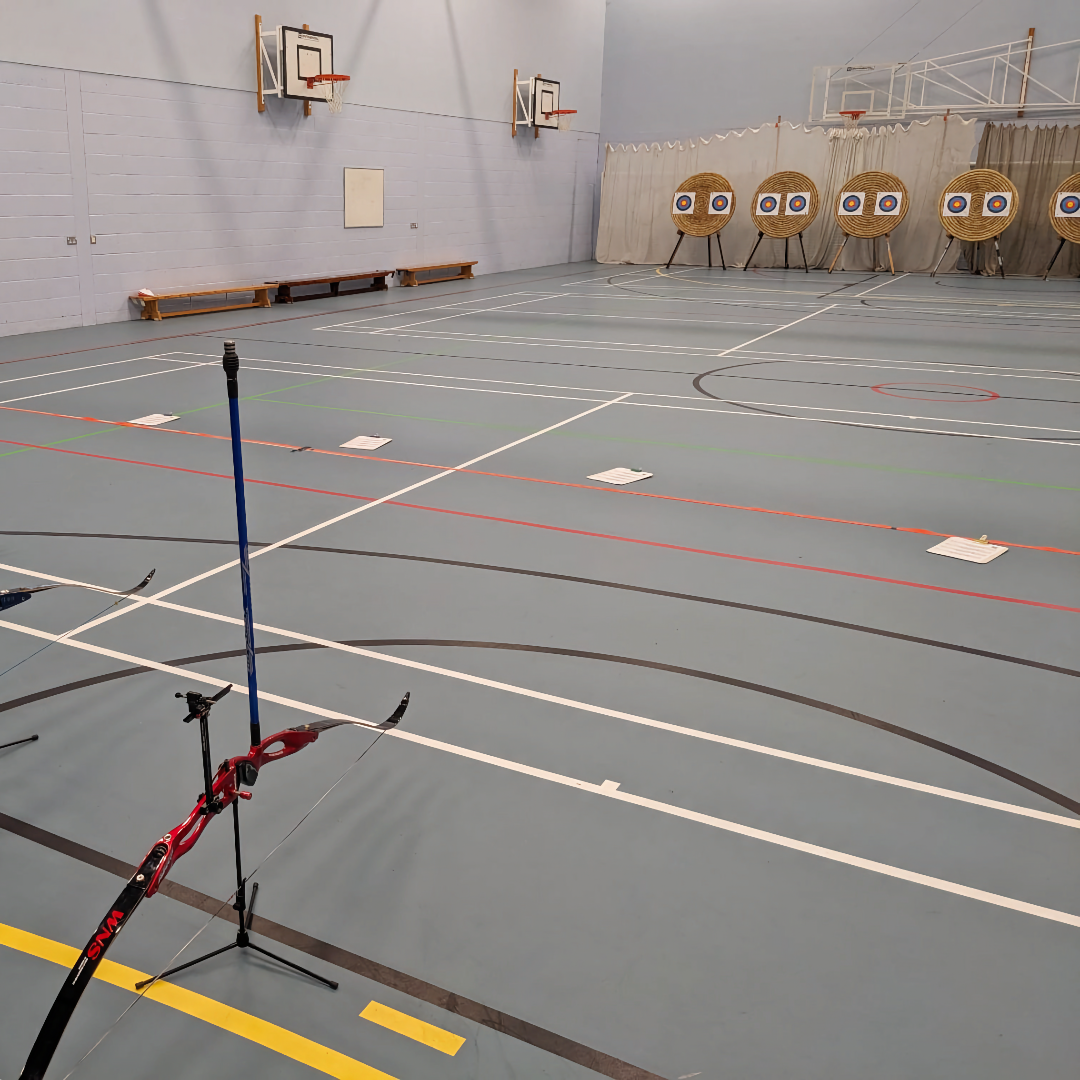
396;260;477;287
275;270;391;304
131;285;276;321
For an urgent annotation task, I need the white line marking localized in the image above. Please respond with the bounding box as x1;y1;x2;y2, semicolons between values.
1;563;1076;831
2;628;1078;927
854;273;912;296
0;360;215;406
370;294;560;335
62;393;635;637
0;354;178;389
713;304;830;358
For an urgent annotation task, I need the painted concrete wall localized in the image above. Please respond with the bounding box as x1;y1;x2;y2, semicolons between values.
600;0;1080;146
0;1;606;132
0;3;604;338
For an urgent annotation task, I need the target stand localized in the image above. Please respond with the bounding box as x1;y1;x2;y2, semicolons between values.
1043;173;1080;279
828;171;909;275
666;173;736;269
744;172;820;273
932;169;1019;278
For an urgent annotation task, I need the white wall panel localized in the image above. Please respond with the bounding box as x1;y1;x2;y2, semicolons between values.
0;61;81;337
0;59;598;337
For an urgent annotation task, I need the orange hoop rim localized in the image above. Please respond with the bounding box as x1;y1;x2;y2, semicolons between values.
305;73;351;89
543;108;577;118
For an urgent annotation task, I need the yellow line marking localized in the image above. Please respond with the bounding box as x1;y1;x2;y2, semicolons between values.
361;1000;466;1056
1;922;397;1080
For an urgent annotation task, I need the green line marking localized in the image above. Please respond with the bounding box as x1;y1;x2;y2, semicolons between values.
255;399;1080;492
5;361;1077;492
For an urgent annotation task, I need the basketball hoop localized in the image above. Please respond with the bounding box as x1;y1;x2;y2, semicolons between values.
544;108;577;131
306;73;350;114
839;109;866;130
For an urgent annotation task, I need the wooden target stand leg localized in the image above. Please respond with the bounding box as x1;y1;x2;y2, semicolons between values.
1043;237;1067;279
743;231;764;271
666;231;686;269
828;235;849;274
931;235;955;277
886;233;895;275
797;232;809;273
993;235;1006;278
713;231;726;270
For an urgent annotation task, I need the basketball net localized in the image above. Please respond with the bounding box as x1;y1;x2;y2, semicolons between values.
309;74;350;115
840;110;866;131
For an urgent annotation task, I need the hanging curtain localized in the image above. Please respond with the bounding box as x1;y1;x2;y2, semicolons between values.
596;117;977;272
968;123;1080;277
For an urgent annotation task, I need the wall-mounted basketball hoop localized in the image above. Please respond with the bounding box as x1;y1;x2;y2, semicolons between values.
512;70;571;137
256;15;349;117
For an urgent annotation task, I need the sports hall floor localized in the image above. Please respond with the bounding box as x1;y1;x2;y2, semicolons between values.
1;261;1078;1080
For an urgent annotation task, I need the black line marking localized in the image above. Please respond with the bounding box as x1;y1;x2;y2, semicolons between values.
2;531;1076;680
3;637;1076;817
0;811;665;1080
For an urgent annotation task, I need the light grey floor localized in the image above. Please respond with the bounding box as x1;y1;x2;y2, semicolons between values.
1;262;1078;1080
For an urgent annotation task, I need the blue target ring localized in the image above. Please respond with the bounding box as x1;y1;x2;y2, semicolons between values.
759;195;778;213
1061;194;1080;214
675;194;694;213
946;194;968;214
985;194;1008;214
710;193;729;213
787;194;808;213
842;194;862;213
877;194;899;213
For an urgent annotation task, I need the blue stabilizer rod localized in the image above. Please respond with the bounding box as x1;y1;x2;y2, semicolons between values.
222;340;261;747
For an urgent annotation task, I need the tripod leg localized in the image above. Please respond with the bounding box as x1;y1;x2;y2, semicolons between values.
134;943;238;989
828;235;849;273
665;231;685;269
246;881;259;930
743;232;764;271
931;236;954;277
994;235;1005;278
718;233;726;270
798;231;809;273
246;944;339;990
708;232;713;267
1043;237;1066;279
887;234;895;275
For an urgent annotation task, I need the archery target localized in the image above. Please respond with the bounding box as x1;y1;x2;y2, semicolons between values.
981;191;1012;217
672;191;696;215
756;193;781;216
1055;191;1080;217
838;192;865;216
943;192;971;217
874;191;903;216
708;191;733;215
785;192;811;215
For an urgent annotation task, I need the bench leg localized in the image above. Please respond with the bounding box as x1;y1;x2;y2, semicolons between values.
331;281;340;296
143;299;161;321
400;271;417;286
255;288;271;308
276;285;292;304
374;274;388;290
461;266;474;279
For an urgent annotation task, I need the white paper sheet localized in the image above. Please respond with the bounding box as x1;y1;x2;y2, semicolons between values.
129;413;178;426
340;436;392;450
587;467;653;485
927;536;1008;564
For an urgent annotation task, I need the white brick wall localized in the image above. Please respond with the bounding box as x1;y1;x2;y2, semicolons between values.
1;61;599;337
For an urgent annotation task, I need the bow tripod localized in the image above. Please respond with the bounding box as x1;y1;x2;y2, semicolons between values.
135;687;338;991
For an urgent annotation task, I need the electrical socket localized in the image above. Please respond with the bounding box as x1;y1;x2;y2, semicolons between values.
410;222;418;228
66;237;77;245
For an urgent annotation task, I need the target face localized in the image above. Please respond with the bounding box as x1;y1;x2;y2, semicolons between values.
943;192;971;217
708;191;732;215
874;191;902;216
785;192;811;215
756;193;781;216
838;192;865;216
1055;192;1080;217
981;191;1012;216
672;191;696;215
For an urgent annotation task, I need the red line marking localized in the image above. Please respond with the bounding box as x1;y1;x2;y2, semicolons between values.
3;403;1076;558
3;436;1078;614
872;382;1000;403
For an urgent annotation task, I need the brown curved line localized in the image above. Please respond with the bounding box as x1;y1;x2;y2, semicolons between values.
3;637;1077;818
2;531;1076;679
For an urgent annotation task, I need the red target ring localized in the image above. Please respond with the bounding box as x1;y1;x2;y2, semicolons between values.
872;382;999;403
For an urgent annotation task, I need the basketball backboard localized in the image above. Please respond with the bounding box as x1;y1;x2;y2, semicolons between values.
533;79;561;128
279;25;334;101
